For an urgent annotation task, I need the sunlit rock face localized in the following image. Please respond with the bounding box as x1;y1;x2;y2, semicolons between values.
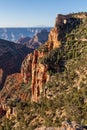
0;69;3;87
21;14;66;102
21;50;49;102
21;13;87;102
47;14;68;50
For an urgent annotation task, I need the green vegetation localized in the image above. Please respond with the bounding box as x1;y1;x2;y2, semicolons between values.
0;13;87;129
38;43;48;52
39;14;87;124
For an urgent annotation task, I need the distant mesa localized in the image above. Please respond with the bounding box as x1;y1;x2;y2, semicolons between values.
0;29;49;89
24;29;49;49
17;37;31;44
0;27;51;42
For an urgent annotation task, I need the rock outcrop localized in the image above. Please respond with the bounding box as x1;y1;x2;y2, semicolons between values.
0;72;30;104
21;53;33;83
0;69;3;86
48;27;61;50
21;13;87;102
0;12;87;129
0;103;17;120
17;29;49;49
31;50;49;101
25;29;49;49
21;50;49;102
21;14;66;102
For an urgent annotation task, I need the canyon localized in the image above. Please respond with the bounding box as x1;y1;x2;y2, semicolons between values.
0;29;49;89
0;39;34;89
16;29;49;53
21;13;87;102
0;12;87;129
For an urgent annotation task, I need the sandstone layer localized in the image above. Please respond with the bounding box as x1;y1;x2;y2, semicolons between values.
21;13;87;102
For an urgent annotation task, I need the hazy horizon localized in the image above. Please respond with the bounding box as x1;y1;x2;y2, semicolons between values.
0;26;53;28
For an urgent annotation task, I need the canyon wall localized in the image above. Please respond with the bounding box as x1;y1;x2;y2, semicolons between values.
0;13;87;125
21;14;67;102
0;39;34;89
21;13;87;102
21;50;49;102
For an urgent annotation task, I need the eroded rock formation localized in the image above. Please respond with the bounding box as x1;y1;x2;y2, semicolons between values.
0;69;3;87
31;51;49;101
25;29;49;49
21;50;49;102
21;14;66;102
21;53;33;83
9;13;87;102
0;103;17;120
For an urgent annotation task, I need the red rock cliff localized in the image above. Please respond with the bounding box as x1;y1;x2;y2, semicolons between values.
21;50;49;102
21;14;68;102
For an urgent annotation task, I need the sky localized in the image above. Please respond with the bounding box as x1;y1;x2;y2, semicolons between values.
0;0;87;27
